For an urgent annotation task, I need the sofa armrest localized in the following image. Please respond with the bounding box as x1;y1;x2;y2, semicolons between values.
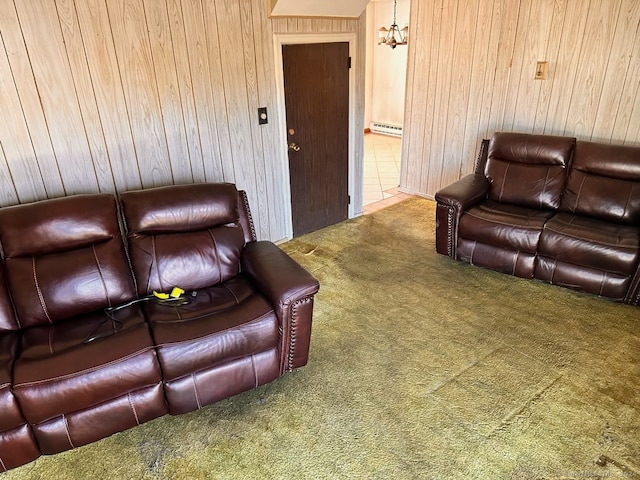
241;241;320;373
434;174;490;257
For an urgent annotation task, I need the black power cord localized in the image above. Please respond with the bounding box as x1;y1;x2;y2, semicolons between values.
84;290;197;344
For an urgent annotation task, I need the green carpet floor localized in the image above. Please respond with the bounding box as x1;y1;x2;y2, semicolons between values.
6;197;640;479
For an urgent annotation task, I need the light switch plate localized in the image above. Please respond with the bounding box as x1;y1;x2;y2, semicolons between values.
258;107;268;125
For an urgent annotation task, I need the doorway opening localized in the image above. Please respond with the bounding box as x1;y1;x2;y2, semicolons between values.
363;0;411;213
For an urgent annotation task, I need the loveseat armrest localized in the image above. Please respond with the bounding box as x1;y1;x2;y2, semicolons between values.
434;173;490;210
241;241;320;373
434;174;490;257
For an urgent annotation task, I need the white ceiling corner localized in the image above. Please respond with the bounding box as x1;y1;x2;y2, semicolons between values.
270;0;371;18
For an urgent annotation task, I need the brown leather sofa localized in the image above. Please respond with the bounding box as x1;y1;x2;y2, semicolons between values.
0;183;319;471
435;132;640;305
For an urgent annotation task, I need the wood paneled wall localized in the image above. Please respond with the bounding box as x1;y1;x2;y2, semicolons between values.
0;0;365;241
401;0;640;198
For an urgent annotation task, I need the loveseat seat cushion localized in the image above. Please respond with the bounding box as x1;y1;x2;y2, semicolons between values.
459;200;555;254
484;133;575;210
535;212;640;299
457;201;557;278
0;194;137;328
560;141;640;225
143;275;280;414
12;306;167;453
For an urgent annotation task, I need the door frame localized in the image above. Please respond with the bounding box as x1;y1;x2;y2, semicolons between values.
273;33;358;240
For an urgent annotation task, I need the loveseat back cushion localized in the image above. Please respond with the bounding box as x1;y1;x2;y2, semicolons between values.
120;183;247;295
560;141;640;224
485;133;575;210
0;195;137;328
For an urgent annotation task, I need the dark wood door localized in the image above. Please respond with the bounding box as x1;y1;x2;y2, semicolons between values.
282;42;350;237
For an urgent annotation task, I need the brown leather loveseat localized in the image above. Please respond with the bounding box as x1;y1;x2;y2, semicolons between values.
435;132;640;305
0;183;319;471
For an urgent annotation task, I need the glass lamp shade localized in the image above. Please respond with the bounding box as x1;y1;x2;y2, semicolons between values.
378;27;389;44
401;25;409;43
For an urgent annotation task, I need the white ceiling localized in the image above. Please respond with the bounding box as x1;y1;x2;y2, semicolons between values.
270;0;371;18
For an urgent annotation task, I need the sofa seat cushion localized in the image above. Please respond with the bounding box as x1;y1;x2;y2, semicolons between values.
538;212;640;276
459;200;555;253
13;306;163;425
144;275;278;381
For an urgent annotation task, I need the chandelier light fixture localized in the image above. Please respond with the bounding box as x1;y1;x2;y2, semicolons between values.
378;0;408;49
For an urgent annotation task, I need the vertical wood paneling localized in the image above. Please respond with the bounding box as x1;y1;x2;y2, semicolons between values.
271;16;359;33
460;0;496;175
201;0;236;182
165;0;205;181
475;0;504;140
485;0;521;133
239;0;270;240
501;0;532;131
251;0;285;235
508;0;553;133
416;0;441;193
215;0;262;238
615;10;640;145
0;33;47;203
108;0;172;188
55;0;116;194
424;0;459;195
402;0;640;199
14;0;99;195
181;0;226;183
565;0;622;139
533;0;568;133
73;0;142;192
0;145;19;205
441;0;478;187
592;0;640;142
399;0;421;193
0;0;65;198
144;0;193;183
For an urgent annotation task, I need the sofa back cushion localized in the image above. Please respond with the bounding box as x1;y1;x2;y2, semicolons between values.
485;132;576;210
120;183;248;296
0;194;137;328
560;141;640;225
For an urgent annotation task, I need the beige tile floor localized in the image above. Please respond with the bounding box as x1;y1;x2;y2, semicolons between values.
363;132;413;214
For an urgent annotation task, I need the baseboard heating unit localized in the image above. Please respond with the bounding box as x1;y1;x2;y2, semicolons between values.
370;122;403;137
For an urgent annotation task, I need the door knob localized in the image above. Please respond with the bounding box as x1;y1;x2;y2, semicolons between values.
288;142;300;152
